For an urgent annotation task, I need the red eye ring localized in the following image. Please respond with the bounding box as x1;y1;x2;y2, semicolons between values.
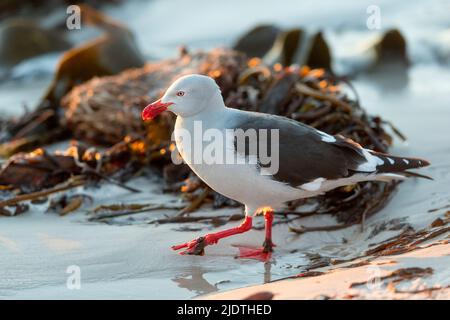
176;91;185;97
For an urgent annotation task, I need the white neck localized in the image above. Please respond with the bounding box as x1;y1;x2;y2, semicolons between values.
180;92;226;121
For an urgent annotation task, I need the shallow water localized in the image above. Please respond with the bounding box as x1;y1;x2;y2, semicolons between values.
0;0;449;299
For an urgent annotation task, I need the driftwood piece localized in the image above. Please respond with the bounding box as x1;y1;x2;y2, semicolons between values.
0;176;86;208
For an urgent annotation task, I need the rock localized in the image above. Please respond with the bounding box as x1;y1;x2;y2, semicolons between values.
233;25;280;58
41;4;146;108
303;31;332;70
264;28;303;66
0;19;70;68
263;28;332;70
372;29;408;67
361;29;409;90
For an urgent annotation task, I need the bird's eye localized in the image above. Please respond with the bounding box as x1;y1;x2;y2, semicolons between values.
176;91;185;97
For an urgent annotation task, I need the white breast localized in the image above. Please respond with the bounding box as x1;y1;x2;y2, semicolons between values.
174;115;303;211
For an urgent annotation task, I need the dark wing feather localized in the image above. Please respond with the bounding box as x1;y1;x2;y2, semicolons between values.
231;112;368;187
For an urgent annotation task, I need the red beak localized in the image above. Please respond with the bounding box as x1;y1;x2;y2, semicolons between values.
142;99;173;121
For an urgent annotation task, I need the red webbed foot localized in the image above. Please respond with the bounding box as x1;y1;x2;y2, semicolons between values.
234;238;276;261
172;216;252;256
171;234;218;255
234;245;273;261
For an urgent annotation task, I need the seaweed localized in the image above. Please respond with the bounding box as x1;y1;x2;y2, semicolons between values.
349;267;433;288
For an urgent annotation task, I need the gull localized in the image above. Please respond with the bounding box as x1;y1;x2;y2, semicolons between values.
142;74;429;260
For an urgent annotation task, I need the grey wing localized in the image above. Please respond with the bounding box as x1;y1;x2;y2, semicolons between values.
231;112;369;187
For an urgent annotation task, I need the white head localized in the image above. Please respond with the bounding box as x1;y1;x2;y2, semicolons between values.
142;74;225;120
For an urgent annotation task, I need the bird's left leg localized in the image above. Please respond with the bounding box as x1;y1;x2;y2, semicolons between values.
237;208;276;261
171;215;253;255
262;209;275;253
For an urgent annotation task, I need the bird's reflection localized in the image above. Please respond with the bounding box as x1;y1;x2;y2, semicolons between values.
264;261;272;283
172;258;275;296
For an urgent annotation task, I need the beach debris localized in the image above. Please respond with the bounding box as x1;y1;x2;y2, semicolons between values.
365;223;450;256
294;271;325;278
0;110;68;157
391;283;449;296
368;218;413;239
0;203;29;217
428;203;450;213
273;216;449;280
0;175;86;209
163;163;191;185
149;213;244;227
303;252;333;270
257;71;299;114
430;218;445;228
87;202;185;222
270;177;397;232
289;223;352;234
30;197;48;204
0;137;153;209
212;192;240;209
0;148;81;192
349;267;433;288
178;188;211;215
47;194;93;216
341;260;372;269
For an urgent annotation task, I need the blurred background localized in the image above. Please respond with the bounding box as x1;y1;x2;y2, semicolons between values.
1;0;450;116
0;0;449;299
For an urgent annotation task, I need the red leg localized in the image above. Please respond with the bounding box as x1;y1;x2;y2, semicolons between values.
172;216;253;255
236;208;276;261
262;209;275;253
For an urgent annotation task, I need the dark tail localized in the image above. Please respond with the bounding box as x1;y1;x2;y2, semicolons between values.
371;152;430;173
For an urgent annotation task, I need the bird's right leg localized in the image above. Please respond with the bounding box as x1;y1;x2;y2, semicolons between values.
262;209;275;253
171;215;253;255
237;207;275;261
